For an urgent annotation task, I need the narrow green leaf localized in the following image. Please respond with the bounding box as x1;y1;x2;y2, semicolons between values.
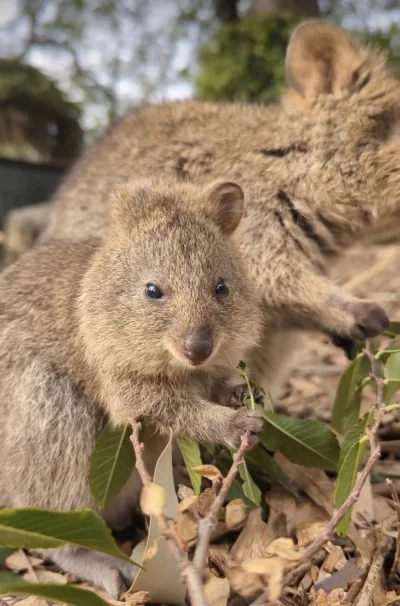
337;412;373;470
0;548;12;568
238;459;262;507
384;352;400;403
177;438;202;495
245;446;297;496
384;335;400;353
88;423;135;509
217;450;246;502
0;581;109;606
260;412;340;470
385;321;400;337
0;571;22;584
334;413;372;536
332;353;371;434
0;509;135;563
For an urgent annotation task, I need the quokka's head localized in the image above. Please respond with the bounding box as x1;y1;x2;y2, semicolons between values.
79;178;261;377
281;20;400;239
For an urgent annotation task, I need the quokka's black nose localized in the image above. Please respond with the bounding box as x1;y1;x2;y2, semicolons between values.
183;327;213;364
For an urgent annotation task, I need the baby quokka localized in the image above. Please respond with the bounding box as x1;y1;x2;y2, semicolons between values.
0;178;263;597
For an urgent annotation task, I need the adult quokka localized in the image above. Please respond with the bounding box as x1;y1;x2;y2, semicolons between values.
38;21;398;398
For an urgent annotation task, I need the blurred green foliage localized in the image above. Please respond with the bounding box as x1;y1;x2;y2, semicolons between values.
196;12;400;104
196;13;302;103
366;25;400;75
0;59;82;164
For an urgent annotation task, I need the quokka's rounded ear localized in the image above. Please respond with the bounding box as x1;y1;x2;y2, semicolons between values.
208;182;244;235
286;20;366;99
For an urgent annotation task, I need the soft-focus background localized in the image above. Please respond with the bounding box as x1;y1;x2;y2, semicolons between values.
1;0;400;164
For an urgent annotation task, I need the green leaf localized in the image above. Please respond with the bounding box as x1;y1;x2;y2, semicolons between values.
332;353;371;434
0;508;135;563
0;581;109;606
216;450;246;503
88;422;135;509
238;459;262;507
384;352;400;402
0;547;12;568
177;438;202;495
260;412;340;471
334;413;372;536
0;571;22;584
245;446;297;496
385;321;400;337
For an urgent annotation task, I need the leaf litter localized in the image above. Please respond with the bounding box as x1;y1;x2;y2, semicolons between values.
2;242;400;605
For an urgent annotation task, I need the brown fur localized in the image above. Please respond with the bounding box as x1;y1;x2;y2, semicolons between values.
0;178;262;596
37;20;400;397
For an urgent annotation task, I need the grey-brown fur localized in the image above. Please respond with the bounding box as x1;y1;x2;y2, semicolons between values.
0;178;262;596
38;21;400;397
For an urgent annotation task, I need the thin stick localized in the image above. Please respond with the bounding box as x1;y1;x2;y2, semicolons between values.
193;431;253;572
130;421;209;606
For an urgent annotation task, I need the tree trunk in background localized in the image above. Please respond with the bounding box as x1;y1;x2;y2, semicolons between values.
250;0;320;17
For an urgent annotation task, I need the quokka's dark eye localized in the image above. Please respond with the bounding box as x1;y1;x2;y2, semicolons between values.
215;278;229;298
145;283;164;300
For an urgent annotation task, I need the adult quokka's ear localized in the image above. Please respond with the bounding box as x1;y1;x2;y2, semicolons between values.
207;182;244;236
285;20;370;102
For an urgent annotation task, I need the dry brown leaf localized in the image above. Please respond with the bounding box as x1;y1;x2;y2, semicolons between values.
373;496;395;524
10;598;48;606
177;495;198;513
300;571;313;592
352;478;374;526
175;512;198;544
225;499;247;529
231;503;284;563
266;537;300;561
274;453;334;514
192;464;222;481
226;566;264;598
124;591;152;605
23;569;68;584
267;561;284;602
241;557;284;602
266;487;298;536
140;482;166;517
203;571;230;606
197;487;216;517
5;551;43;573
311;565;320;584
297;522;328;548
312;588;346;606
322;544;347;574
177;484;195;501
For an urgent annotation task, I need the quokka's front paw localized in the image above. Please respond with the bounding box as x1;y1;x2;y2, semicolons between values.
331;334;357;360
229;383;265;407
348;301;389;341
228;409;264;449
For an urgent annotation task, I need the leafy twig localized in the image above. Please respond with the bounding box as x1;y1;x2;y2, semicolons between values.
130;421;208;606
276;343;387;593
131;423;253;605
